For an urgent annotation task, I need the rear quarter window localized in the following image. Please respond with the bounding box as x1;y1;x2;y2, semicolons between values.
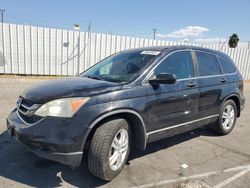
218;57;236;74
196;51;221;76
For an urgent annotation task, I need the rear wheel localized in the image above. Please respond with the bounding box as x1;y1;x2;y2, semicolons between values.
211;100;237;135
88;118;130;181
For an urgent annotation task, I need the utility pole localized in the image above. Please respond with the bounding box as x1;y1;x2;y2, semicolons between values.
87;21;92;67
0;9;5;23
87;21;91;39
153;28;157;40
73;24;80;75
0;9;5;69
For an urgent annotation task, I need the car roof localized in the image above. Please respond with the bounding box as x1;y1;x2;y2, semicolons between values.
128;45;215;53
124;46;168;52
125;45;230;61
162;45;221;54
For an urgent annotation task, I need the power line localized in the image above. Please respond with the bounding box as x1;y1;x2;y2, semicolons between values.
0;9;5;23
220;39;228;50
153;28;157;40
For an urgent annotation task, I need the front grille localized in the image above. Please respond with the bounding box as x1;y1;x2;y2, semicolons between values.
18;111;43;124
16;97;43;125
21;98;34;106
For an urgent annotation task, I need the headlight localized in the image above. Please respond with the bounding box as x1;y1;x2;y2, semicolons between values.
34;97;90;117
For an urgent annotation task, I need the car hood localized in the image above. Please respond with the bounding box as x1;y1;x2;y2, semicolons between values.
21;77;122;103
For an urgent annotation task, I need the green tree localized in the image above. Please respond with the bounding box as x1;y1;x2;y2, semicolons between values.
228;33;239;48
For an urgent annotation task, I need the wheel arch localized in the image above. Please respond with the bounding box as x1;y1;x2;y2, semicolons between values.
223;94;241;117
82;109;148;153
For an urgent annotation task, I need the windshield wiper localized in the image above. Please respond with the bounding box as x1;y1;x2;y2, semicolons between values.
86;75;105;81
84;75;125;83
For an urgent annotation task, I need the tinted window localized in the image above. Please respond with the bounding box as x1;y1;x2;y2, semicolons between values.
154;51;193;79
196;52;221;76
218;57;236;74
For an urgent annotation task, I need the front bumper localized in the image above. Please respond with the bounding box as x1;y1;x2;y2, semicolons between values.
7;109;90;167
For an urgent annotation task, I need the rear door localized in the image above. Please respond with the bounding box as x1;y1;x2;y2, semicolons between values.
194;51;225;123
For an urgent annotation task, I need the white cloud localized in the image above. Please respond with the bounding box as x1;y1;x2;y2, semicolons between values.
156;26;209;38
195;37;227;43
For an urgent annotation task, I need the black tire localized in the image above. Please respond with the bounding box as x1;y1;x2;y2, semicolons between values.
211;99;237;135
88;118;130;181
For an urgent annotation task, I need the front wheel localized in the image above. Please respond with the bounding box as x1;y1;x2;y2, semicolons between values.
211;99;237;135
88;118;130;181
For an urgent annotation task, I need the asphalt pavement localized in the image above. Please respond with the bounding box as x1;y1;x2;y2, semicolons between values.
0;76;250;188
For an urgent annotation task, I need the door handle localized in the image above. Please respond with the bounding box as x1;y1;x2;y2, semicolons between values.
187;81;197;88
220;78;227;83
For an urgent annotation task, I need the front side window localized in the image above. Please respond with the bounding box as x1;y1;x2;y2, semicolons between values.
153;51;194;79
196;52;221;76
81;50;161;83
218;57;236;74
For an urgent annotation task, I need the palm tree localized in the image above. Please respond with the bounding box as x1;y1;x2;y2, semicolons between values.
228;33;239;48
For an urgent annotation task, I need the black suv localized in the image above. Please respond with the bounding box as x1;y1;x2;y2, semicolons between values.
7;46;245;180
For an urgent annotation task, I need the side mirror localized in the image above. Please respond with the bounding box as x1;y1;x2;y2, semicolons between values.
149;73;176;85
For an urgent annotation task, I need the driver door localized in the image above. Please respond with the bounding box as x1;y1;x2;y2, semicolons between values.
144;50;199;142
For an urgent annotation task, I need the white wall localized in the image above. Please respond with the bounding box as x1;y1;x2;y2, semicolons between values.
0;23;250;79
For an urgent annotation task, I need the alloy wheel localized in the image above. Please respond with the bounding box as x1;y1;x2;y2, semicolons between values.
109;129;129;171
222;104;235;130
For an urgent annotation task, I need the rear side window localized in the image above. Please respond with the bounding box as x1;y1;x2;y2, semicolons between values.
154;51;193;79
196;52;221;76
218;57;236;74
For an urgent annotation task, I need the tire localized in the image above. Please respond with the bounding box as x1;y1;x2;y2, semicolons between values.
211;99;237;135
88;118;130;181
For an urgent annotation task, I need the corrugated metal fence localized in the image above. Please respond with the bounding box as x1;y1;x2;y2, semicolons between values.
0;23;250;79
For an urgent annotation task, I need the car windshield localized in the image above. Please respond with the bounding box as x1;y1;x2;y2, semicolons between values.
81;50;161;83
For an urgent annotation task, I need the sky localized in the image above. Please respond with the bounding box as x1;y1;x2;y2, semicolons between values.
1;0;250;46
